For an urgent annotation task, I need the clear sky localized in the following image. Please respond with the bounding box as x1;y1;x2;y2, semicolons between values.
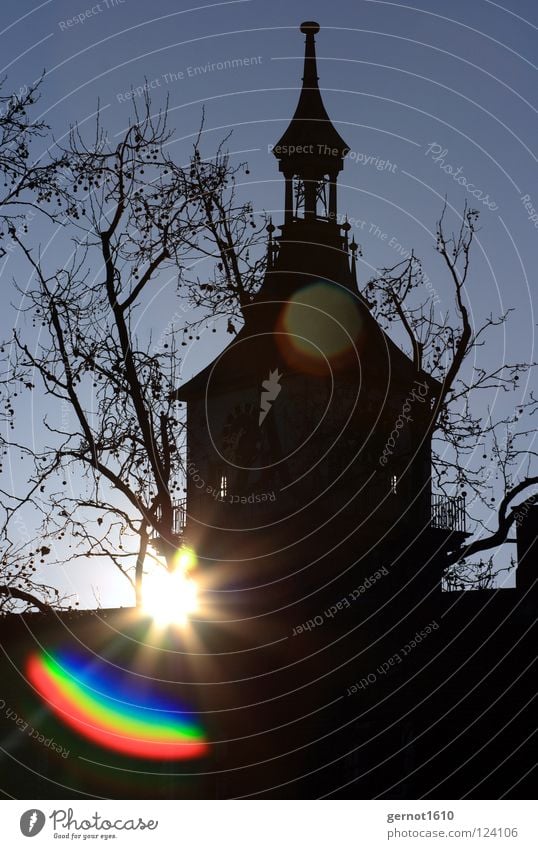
1;0;537;606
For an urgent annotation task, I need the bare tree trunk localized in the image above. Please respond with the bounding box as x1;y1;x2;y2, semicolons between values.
135;528;148;608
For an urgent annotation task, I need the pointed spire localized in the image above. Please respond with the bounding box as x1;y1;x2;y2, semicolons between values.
300;21;320;88
272;22;349;172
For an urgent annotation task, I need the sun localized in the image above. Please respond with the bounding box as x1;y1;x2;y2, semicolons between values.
142;549;199;626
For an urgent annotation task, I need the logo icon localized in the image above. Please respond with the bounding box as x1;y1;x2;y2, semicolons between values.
259;369;282;425
20;810;46;837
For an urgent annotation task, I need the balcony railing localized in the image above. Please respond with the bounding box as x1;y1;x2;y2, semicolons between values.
169;500;187;536
431;494;466;533
150;500;187;553
154;493;466;546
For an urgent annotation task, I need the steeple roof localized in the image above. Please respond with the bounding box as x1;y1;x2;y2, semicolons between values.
273;22;350;170
174;22;443;404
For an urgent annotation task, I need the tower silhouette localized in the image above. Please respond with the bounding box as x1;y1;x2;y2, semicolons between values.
174;20;464;613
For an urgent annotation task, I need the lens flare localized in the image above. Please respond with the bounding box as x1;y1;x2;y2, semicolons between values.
173;545;197;572
142;547;199;627
27;650;208;760
142;570;198;626
277;282;362;374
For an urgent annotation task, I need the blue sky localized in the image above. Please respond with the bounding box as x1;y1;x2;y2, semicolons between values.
1;0;537;605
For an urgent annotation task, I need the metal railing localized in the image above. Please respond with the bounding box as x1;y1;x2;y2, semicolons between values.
431;494;466;533
170;500;187;536
154;494;466;539
149;499;187;548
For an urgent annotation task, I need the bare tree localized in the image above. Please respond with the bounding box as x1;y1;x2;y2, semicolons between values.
0;75;69;253
364;203;537;585
7;97;258;607
180;130;267;331
0;418;69;613
0;518;66;614
0;75;74;612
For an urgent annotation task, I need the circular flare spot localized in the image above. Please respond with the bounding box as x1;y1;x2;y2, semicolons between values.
276;282;362;374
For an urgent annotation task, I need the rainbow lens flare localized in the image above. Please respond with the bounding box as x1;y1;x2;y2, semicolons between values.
27;650;208;760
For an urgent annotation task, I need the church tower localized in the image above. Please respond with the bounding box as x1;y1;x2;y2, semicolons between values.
174;22;459;608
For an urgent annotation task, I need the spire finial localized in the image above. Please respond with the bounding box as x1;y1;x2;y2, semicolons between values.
350;237;361;288
342;216;351;250
266;217;277;269
300;20;320;33
300;21;320;87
